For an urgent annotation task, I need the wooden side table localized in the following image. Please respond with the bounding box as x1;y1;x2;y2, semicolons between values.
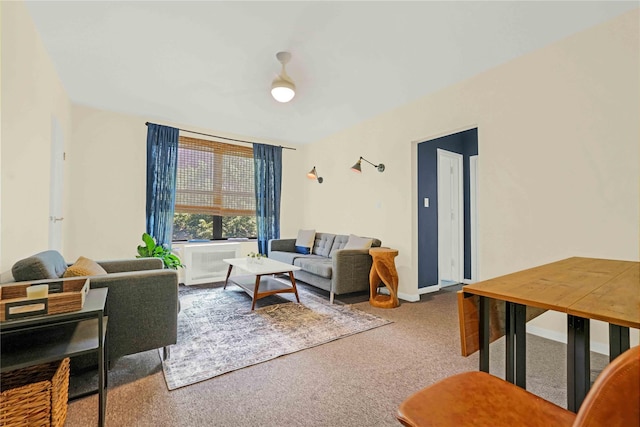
369;247;399;308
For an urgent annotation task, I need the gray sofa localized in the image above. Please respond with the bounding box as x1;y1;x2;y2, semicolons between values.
268;233;381;303
5;250;179;365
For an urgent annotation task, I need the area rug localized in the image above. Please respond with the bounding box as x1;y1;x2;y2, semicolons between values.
159;282;392;390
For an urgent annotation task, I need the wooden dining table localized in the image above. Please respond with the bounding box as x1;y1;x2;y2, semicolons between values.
461;257;639;412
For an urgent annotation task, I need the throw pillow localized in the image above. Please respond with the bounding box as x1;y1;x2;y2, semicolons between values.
342;234;373;250
63;256;108;278
295;229;316;254
11;250;68;281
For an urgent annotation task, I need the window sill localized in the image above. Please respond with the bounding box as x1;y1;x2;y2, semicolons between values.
172;238;257;244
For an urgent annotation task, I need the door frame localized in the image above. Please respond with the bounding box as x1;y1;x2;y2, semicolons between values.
470;155;479;282
48;117;64;251
437;148;464;286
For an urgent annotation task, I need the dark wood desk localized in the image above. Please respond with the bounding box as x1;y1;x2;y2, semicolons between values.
1;287;108;427
462;257;639;412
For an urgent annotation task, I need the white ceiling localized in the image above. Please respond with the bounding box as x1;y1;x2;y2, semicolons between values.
25;1;637;145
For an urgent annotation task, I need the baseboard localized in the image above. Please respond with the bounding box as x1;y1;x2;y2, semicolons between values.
398;292;420;302
418;285;440;294
397;285;441;302
526;324;609;356
375;286;421;302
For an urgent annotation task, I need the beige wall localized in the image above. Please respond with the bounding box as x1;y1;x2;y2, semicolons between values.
66;106;304;262
66;106;146;260
1;1;3;270
0;0;304;269
1;1;72;270
304;9;638;297
300;9;639;349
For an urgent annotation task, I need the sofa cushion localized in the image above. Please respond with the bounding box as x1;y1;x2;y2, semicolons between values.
63;256;108;278
343;234;373;250
328;235;350;258
294;257;333;279
295;229;316;254
269;251;304;265
329;235;382;257
312;233;336;257
11;250;67;281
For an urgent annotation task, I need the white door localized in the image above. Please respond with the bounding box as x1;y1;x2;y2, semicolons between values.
437;149;463;286
49;117;64;251
470;155;479;282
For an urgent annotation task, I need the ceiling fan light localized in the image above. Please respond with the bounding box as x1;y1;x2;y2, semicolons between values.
271;79;296;103
271;51;296;103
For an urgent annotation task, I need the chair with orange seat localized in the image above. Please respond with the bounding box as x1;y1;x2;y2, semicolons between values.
396;345;640;427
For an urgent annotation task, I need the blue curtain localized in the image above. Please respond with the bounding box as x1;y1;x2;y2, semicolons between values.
253;143;283;254
146;123;179;248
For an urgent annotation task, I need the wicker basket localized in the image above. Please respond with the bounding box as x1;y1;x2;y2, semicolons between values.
0;357;70;427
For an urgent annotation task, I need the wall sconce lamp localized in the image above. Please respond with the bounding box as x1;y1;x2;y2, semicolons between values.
307;166;324;184
351;156;385;173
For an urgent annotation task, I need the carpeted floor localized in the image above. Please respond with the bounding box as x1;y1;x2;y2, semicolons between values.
64;282;608;427
161;282;391;389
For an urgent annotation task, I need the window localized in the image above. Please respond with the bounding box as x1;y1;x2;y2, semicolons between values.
172;136;256;241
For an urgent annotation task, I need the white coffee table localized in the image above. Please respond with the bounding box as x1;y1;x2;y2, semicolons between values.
223;258;302;310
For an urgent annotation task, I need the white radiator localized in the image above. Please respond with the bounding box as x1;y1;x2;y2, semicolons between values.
176;243;241;285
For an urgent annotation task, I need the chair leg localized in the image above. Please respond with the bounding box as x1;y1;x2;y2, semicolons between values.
163;346;171;360
105;360;109;389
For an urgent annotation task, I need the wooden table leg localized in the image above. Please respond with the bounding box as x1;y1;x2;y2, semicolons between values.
223;264;233;289
609;324;630;362
505;301;515;383
98;310;105;427
479;296;490;372
289;272;300;303
567;315;590;412
515;303;527;389
251;275;261;311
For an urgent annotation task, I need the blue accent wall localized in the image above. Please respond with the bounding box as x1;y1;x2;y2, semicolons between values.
417;128;478;288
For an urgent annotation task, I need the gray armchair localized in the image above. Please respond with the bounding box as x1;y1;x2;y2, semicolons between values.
85;260;179;362
7;250;179;365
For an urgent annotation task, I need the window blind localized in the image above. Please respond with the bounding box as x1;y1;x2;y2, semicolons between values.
175;136;255;216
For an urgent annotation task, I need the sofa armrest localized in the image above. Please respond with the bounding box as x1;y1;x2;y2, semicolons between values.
96;257;164;273
88;269;178;360
268;238;296;255
331;249;374;294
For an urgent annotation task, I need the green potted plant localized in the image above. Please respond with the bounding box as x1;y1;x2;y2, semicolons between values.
247;252;267;264
137;233;184;270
